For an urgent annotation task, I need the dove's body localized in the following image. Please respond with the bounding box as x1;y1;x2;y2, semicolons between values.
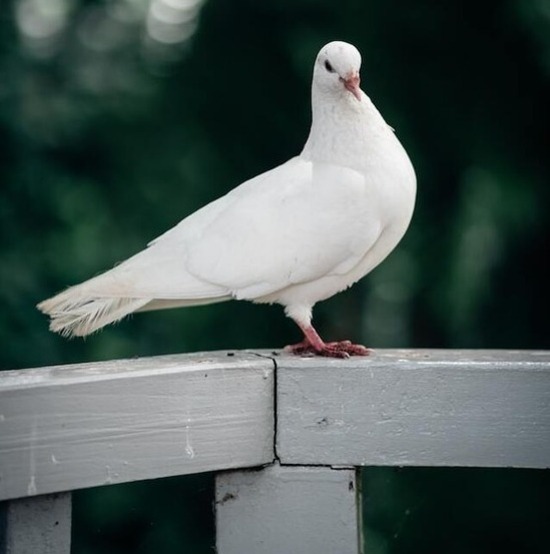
38;41;416;356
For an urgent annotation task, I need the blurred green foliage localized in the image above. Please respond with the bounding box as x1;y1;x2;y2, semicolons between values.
363;467;550;554
1;0;549;553
1;0;548;371
72;474;214;554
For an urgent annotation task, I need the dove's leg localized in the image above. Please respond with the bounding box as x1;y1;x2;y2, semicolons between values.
284;310;371;358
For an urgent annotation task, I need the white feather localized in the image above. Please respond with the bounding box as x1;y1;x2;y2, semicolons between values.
38;41;416;340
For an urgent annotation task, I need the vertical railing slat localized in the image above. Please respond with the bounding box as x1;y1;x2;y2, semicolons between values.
0;493;71;554
215;463;361;554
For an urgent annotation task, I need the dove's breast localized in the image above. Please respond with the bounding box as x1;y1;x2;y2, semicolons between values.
339;131;416;283
268;131;416;309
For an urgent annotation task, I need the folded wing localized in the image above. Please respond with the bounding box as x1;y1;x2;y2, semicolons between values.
38;157;382;336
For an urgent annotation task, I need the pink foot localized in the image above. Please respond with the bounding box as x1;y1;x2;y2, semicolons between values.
325;340;372;357
285;321;372;358
285;338;372;359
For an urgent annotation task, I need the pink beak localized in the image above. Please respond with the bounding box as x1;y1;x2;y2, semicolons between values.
342;72;361;101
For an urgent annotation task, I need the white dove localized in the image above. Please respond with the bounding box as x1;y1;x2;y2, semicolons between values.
38;41;416;358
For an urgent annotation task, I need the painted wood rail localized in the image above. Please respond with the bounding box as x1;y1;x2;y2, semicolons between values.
1;349;549;553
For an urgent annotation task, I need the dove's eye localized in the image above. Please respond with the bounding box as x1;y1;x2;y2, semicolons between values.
324;60;335;73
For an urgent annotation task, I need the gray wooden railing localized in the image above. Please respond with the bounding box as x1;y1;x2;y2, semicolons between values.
1;349;549;553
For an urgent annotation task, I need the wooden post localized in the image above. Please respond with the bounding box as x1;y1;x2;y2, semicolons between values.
216;463;361;554
0;493;71;554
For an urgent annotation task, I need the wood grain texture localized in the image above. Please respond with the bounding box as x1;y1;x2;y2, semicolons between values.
2;348;548;505
276;349;550;468
216;463;359;554
0;352;275;501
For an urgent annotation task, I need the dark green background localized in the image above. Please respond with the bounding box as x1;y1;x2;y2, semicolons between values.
1;0;548;552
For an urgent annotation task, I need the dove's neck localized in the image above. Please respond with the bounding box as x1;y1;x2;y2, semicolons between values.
301;90;394;172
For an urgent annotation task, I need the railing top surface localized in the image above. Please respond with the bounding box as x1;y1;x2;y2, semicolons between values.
0;350;275;502
276;348;550;369
0;350;274;388
1;349;549;502
275;349;550;469
4;348;549;385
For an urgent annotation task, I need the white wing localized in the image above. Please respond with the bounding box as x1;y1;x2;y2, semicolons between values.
38;156;382;336
159;156;383;300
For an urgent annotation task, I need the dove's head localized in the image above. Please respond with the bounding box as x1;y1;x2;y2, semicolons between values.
313;41;362;102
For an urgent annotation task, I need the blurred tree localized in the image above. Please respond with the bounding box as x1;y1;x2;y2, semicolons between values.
1;0;548;370
363;467;550;554
72;474;214;554
1;0;548;553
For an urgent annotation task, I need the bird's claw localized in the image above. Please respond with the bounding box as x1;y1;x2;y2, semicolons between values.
324;341;372;357
285;340;372;359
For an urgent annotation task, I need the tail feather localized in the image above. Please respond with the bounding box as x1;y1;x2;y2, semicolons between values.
37;241;233;338
37;289;151;338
